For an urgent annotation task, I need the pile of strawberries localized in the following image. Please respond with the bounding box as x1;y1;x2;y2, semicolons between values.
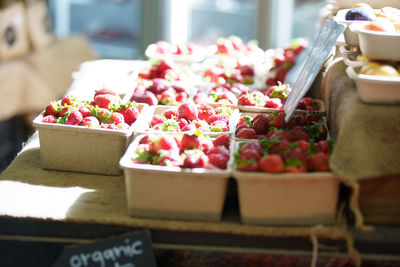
235;111;327;141
149;103;233;133
235;138;332;173
138;59;180;81
130;78;190;106
42;89;140;130
234;110;332;173
133;133;231;169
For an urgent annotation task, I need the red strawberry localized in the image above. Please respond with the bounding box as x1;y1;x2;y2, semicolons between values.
259;154;284;173
275;67;290;83
235;123;251;134
308;152;329;172
157;59;173;73
206;113;229;124
236;128;257;139
240;64;255;76
242;142;263;156
268;130;293;142
94;94;119;109
283;147;307;166
177;103;198;121
272;112;288;128
82;116;100;127
158;150;182;167
198;104;215;121
264;98;282;108
110;112;125;125
61;96;74;106
59;106;70;118
42;115;56;123
296;140;310;154
119;107;139;125
177;118;189;129
208;153;228;169
253;113;269;122
239;148;261;161
291;115;308;126
208;146;230;159
212;134;230;149
164;110;177;119
78;106;91;118
94;88;117;97
237;162;259;172
45;103;58;117
155;135;179;151
66;110;83;125
268;139;290;155
183;151;208;168
316;140;329;154
175;92;187;103
131;91;158;106
252;116;270;135
211;120;228;132
151;114;164;126
172;85;186;94
291;129;310;142
305;113;322;125
199;136;213;154
237;94;253;106
148;78;169;95
181;134;201;150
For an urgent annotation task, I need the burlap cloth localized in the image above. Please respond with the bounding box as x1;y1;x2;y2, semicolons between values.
321;58;400;229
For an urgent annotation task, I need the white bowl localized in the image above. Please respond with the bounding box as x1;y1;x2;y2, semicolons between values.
346;65;400;104
335;9;372;47
350;23;400;61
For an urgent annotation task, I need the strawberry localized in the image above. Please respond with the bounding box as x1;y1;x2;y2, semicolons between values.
130;91;158;106
151;114;164;126
296;140;310;154
199;136;213;154
94;88;117;97
94;94;119;109
182;150;208;168
209;146;230;159
212;134;230;149
164;110;177;119
252;116;270;135
45;103;58;117
119;107;139;125
175;92;187;103
208;153;228;169
206;113;229;124
308;152;329;172
239;148;261;161
181;134;201;150
264;98;282;108
148;78;169;95
82;116;100;127
177;103;198;121
283;147;307;166
211;120;228;132
78;106;91;118
158;90;175;105
177;118;189;129
236;128;257;139
235;123;251;134
253;113;269;122
66;110;83;125
291;129;310;142
172;85;186;94
290;115;308;127
101;124;118;130
198;104;215;121
242;142;263;156
42;115;56;123
157;150;183;167
157;59;173;74
61;96;74;106
259;154;284;173
285;165;307;173
240;64;255;76
305;113;322;125
275;67;290;83
315;140;329;154
271;111;288;128
110;112;125;125
268;130;293;142
155;136;179;151
237;162;259;172
268;139;290;155
237;94;253;106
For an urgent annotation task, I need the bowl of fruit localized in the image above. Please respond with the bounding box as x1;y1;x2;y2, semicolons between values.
349;16;400;61
119;133;232;221
346;63;400;104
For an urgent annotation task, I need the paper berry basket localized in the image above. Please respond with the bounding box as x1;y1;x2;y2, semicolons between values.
119;134;232;221
232;140;340;226
33;102;151;175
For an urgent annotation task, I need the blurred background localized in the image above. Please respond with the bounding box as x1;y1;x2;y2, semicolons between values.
49;0;326;59
0;0;327;172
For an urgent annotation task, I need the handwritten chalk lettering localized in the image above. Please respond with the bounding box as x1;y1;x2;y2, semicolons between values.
69;240;144;267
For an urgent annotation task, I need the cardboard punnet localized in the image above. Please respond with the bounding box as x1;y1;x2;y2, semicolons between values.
119;134;232;221
232;140;340;226
33;103;151;175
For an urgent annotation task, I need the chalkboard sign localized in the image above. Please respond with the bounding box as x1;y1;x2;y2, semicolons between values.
283;20;345;122
52;231;157;267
